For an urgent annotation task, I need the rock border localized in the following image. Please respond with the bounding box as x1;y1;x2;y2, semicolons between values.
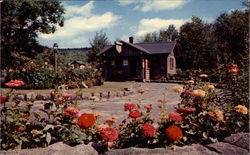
1;133;249;155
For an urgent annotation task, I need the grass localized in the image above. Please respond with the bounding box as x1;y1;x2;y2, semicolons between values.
0;82;138;95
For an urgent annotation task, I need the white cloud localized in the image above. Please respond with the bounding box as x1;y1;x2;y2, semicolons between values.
39;1;121;40
63;1;94;18
117;0;189;12
135;18;189;36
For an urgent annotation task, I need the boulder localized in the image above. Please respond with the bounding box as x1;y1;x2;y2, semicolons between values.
0;142;98;155
207;142;248;155
106;144;218;155
223;132;249;150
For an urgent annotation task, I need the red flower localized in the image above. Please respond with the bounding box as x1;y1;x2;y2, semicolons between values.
49;90;55;96
141;123;156;138
17;126;26;131
124;103;136;111
226;64;238;74
64;107;79;118
56;96;64;104
62;93;76;98
168;112;182;122
118;124;123;130
20;115;30;120
184;90;195;96
77;113;96;129
5;80;25;87
137;90;145;94
0;95;9;104
177;108;196;115
165;125;183;141
129;110;141;118
100;127;118;141
157;99;163;103
144;105;153;110
106;117;116;125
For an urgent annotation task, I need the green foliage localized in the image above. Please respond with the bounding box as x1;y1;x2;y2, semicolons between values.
4;64;104;89
87;31;110;64
178;16;218;70
1;0;65;67
213;10;249;65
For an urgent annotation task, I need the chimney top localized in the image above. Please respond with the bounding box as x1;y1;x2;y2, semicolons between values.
129;36;133;44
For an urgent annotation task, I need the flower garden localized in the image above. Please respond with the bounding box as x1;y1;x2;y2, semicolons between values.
0;66;249;153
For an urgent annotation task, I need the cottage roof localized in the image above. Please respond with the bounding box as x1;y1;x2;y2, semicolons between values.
135;42;176;54
97;41;176;56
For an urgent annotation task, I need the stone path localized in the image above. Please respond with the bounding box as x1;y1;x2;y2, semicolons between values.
77;82;181;124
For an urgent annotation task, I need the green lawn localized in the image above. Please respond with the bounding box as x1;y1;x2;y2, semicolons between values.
0;82;138;94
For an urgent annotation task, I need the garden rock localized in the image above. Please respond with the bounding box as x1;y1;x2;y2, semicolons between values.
223;132;249;150
25;92;36;101
106;144;218;155
207;142;248;155
0;142;98;155
14;95;25;101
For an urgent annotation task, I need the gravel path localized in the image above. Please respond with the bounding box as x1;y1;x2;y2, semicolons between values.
77;82;182;124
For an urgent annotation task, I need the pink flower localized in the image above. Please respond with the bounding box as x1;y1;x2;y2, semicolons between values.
100;127;118;141
63;107;79;118
141;123;156;138
108;141;114;148
129;110;141;118
56;96;64;104
168;112;182;122
5;80;25;87
62;93;76;98
144;105;153;110
124;103;136;111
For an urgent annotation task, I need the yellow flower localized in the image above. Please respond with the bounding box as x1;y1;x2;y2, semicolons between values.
192;89;206;97
235;105;248;115
207;110;224;122
200;74;208;78
187;80;194;84
207;84;215;90
173;86;183;93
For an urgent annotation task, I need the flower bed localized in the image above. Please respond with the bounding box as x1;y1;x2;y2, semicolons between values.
0;74;248;151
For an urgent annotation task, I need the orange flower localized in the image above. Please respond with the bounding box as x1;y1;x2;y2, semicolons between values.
77;113;96;129
17;126;26;131
165;125;183;141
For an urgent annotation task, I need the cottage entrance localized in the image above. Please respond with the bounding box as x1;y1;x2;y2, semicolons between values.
129;58;137;77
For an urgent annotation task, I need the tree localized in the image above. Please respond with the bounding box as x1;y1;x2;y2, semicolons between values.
159;24;178;42
213;10;249;66
178;16;218;70
1;0;65;67
87;31;110;63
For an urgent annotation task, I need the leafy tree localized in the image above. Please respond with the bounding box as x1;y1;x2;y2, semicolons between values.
87;31;110;64
159;24;178;42
213;10;249;66
177;16;218;70
1;0;65;67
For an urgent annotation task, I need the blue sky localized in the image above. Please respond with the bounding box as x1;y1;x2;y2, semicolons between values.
38;0;245;48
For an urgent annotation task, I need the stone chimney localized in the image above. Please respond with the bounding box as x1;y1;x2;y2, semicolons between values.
129;36;133;44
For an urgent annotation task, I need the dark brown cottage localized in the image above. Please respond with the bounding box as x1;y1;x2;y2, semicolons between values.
98;37;177;81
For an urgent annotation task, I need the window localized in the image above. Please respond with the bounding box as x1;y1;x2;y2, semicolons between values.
111;60;115;66
123;59;128;66
170;58;174;70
